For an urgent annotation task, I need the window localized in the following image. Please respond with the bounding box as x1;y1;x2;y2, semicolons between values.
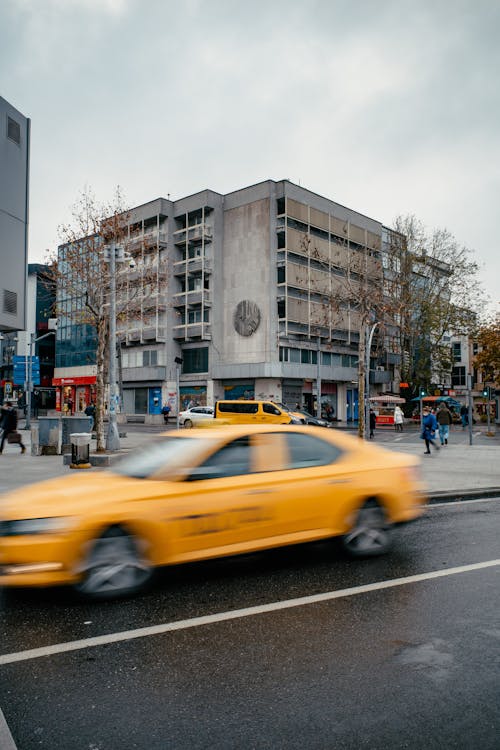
452;342;462;362
218;402;258;414
188;437;251;480
284;433;342;468
183;348;208;373
289;348;300;363
321;352;331;366
263;403;281;415
7;116;21;145
451;366;466;387
277;266;285;283
277;232;286;249
277;300;286;318
277;197;285;215
279;347;288;362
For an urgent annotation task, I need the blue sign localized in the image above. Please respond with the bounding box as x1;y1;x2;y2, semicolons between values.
13;356;41;386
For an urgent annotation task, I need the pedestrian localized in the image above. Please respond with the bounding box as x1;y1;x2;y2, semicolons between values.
84;402;96;431
369;409;376;439
420;407;440;455
394;405;404;432
460;404;468;430
0;401;26;454
436;403;452;445
161;403;171;424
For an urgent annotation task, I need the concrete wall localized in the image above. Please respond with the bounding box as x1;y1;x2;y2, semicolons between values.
221;197;272;364
0;96;29;332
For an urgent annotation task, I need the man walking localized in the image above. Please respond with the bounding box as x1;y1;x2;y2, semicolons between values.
0;402;26;454
436;403;452;445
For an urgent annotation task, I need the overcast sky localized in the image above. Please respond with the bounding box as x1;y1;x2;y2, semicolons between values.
2;0;499;310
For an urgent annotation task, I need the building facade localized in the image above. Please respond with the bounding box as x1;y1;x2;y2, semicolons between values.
0;96;30;334
54;180;399;422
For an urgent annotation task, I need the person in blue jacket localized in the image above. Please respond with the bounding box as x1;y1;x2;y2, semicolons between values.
421;407;440;455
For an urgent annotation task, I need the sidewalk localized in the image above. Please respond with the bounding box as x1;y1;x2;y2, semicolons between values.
0;424;499;499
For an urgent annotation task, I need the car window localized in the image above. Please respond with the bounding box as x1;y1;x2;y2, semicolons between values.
112;436;216;479
283;433;342;468
263;403;281;415
186;437;251;480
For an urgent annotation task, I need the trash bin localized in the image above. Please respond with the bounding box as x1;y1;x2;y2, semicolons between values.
69;432;91;469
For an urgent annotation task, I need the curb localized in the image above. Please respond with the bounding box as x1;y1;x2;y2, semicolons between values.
427;487;500;503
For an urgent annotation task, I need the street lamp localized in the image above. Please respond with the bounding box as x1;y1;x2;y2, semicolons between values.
174;356;183;429
365;321;380;440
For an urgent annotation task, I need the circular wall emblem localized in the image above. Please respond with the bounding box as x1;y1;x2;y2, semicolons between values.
233;300;261;337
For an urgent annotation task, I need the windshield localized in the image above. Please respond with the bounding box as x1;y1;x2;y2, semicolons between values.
112;436;215;479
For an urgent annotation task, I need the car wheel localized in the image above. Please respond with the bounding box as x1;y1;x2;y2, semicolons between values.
75;526;152;600
184;419;193;428
342;500;393;557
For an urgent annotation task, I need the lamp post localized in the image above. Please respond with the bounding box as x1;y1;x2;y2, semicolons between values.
174;356;183;429
365;321;380;440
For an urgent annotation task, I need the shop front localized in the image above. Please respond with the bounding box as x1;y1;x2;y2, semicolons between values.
52;376;96;414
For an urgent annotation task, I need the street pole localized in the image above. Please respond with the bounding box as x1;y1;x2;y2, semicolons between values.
316;335;321;419
26;333;34;430
106;242;120;451
176;363;181;430
365;322;380;441
467;372;473;446
486;386;491;434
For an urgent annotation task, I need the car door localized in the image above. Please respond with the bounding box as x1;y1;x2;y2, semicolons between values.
247;430;349;543
165;435;280;563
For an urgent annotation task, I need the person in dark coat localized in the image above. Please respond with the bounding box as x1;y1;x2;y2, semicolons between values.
369;409;376;439
0;402;26;454
161;404;171;424
436;403;452;445
421;407;440;455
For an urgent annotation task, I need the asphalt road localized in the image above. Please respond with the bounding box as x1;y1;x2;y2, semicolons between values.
1;496;499;749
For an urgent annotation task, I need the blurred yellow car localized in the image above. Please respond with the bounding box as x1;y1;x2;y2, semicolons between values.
0;425;426;599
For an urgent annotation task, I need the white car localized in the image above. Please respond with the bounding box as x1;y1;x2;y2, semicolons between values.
178;406;214;428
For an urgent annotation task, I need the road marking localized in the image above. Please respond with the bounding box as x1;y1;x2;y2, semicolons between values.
1;559;499;667
429;497;500;508
0;707;17;750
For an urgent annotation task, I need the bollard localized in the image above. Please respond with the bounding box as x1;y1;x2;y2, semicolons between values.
69;432;92;469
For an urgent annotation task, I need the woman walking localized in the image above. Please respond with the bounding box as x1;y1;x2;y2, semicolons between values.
421;407;440;455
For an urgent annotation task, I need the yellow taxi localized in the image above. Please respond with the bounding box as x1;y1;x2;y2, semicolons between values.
0;425;426;599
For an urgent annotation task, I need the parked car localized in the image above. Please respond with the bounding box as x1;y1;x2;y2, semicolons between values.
0;424;426;600
179;406;214;428
294;409;329;428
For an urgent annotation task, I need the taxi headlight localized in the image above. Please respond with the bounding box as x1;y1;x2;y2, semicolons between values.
0;518;69;536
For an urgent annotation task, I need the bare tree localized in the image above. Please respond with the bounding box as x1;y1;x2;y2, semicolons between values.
386;216;484;397
44;187;149;451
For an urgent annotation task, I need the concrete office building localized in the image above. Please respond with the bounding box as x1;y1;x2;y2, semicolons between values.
55;180;398;422
0;96;30;334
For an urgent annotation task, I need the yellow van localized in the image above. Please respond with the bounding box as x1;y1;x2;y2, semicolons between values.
214;400;301;425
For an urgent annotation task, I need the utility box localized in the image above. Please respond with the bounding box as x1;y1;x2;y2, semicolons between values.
70;433;91;469
36;416;62;455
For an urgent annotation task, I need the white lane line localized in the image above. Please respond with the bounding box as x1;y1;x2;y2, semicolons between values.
429;497;500;508
1;559;499;667
0;707;18;750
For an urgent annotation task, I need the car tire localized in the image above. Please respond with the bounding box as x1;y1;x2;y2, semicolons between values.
184;419;193;429
342;500;393;558
75;526;152;600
